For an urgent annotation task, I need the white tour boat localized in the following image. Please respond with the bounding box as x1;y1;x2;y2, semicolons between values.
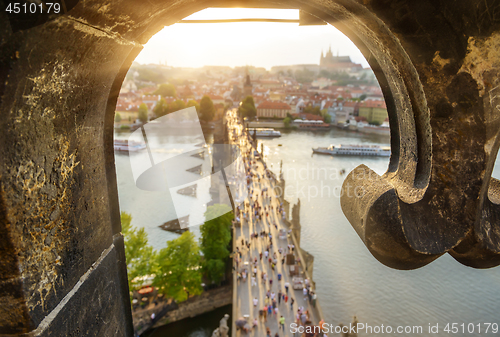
248;128;281;137
312;144;391;157
357;122;390;135
114;139;147;152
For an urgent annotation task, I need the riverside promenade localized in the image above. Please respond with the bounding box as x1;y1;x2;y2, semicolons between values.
226;110;323;337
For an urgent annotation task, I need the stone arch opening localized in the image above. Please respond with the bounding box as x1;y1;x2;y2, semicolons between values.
3;1;500;335
0;1;431;334
112;11;397;332
113;4;430;334
107;1;432;278
105;1;431;211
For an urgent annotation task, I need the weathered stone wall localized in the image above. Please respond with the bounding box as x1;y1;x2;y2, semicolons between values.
0;6;138;335
1;0;500;335
340;0;500;270
152;285;232;328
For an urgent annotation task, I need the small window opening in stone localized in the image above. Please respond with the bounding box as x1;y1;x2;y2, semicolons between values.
113;7;396;336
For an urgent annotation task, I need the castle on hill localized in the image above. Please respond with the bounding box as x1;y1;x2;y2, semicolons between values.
320;46;363;72
270;47;364;75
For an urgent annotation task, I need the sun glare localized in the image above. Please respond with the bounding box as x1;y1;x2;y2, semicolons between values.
135;8;369;69
183;8;300;20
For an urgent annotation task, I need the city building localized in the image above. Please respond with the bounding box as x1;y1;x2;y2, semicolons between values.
358;100;388;124
243;71;253;97
269;90;287;101
256;101;292;118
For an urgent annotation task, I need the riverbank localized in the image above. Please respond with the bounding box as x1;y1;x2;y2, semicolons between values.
247;120;285;129
247;120;391;138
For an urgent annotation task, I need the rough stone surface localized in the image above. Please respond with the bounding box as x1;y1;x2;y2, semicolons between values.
1;0;500;335
340;0;500;269
152;285;232;328
34;236;132;337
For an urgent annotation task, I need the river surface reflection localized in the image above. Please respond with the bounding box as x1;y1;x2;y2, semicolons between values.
116;128;500;336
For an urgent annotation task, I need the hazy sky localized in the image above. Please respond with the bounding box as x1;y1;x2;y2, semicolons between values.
135;8;370;70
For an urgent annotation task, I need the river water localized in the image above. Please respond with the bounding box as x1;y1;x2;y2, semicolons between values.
115;127;500;336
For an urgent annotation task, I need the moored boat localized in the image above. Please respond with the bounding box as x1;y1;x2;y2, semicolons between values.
114;139;147;152
248;128;281;137
357;122;390;135
312;144;390;157
293;119;330;130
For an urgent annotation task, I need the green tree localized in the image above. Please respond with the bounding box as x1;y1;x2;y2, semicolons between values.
153;98;168;117
115;113;122;123
154;83;177;98
187;99;200;113
121;212;157;292
199;95;215;122
283;117;292;128
319;69;331;78
136;68;166;84
200;204;233;284
238;96;256;119
294;68;315;83
138;103;148;123
168;99;187;114
359;94;367;101
303;105;321;115
153;232;203;302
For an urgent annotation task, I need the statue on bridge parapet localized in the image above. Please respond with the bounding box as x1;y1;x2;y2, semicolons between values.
211;314;229;337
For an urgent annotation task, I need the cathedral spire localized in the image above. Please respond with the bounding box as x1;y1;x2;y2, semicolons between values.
325;45;333;58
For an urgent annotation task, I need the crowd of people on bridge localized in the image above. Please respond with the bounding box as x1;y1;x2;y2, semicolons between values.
227;111;328;337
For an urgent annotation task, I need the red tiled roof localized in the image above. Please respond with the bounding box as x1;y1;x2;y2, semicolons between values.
343;101;359;107
296;113;323;121
138;87;157;94
323;101;334;109
257;101;291;110
359;100;387;108
303;113;323;121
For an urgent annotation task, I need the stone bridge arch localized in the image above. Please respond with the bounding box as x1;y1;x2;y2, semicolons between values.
1;0;500;335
